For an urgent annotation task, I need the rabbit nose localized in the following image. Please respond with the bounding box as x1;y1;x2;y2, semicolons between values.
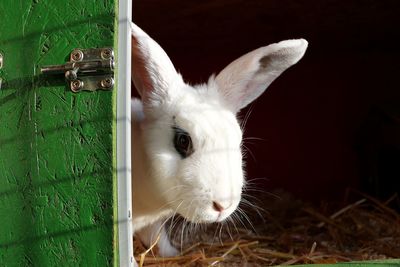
212;201;230;212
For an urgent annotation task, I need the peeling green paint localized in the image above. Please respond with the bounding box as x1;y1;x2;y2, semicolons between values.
0;1;116;266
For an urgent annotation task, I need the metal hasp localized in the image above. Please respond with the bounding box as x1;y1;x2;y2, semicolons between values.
41;47;115;92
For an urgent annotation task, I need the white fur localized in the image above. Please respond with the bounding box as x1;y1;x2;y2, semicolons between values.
131;22;307;257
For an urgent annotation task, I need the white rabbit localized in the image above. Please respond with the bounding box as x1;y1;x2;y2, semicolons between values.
131;22;308;258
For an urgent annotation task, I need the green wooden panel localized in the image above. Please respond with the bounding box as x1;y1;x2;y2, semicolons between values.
0;1;117;266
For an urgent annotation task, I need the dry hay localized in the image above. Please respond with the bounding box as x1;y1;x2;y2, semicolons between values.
134;189;400;266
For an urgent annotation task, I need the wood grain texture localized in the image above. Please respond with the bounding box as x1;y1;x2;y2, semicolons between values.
0;1;115;265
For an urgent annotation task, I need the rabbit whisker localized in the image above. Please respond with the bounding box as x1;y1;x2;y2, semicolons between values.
166;200;185;238
228;215;240;236
161;184;189;197
240;104;254;131
237;207;258;234
242;136;265;142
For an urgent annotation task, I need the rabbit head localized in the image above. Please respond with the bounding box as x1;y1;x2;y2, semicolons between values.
131;22;307;224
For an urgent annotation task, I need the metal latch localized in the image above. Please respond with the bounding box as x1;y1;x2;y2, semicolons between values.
41;48;114;92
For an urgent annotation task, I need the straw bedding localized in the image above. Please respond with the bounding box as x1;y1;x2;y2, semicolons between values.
134;189;400;266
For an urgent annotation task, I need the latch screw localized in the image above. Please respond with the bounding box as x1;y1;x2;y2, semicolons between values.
71;49;84;61
101;48;113;60
100;77;114;89
70;79;84;92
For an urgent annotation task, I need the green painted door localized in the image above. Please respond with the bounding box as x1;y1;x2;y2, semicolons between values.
0;1;117;266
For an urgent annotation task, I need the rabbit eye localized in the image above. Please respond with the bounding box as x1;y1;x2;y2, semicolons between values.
173;127;194;158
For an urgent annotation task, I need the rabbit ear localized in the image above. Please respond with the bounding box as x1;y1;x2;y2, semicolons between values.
131;22;182;104
215;39;308;112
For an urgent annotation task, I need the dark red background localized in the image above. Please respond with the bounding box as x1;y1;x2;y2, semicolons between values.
132;0;400;202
